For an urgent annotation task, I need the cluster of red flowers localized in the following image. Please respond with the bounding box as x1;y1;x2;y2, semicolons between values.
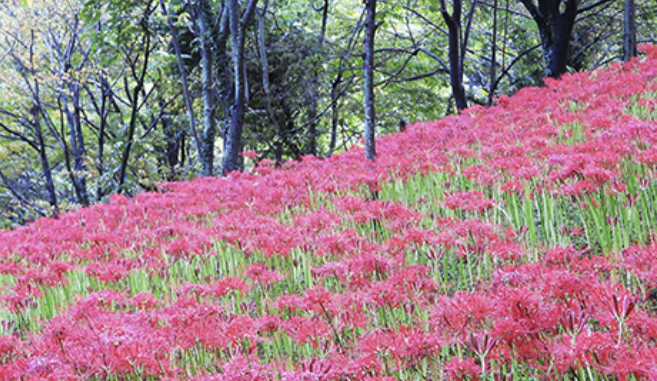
1;46;657;380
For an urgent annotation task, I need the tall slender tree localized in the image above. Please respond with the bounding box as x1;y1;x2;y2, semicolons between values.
222;0;258;174
196;0;218;176
439;0;472;111
364;0;377;161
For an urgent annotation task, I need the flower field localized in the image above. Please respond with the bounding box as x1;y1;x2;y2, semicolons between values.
2;47;657;380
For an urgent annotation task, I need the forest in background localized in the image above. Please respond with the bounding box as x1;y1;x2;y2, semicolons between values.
0;0;655;227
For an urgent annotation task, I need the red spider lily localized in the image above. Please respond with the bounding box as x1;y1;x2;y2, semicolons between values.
441;191;496;213
245;262;284;287
559;307;590;337
241;150;258;159
283;316;331;348
468;332;499;358
624;191;639;208
444;356;481;381
606;284;640;323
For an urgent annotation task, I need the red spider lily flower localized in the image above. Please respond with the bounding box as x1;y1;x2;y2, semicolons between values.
444;356;481;381
559;307;590;336
605;284;640;323
241;150;258;160
624;191;638;208
0;335;17;358
283;316;331;347
468;332;498;358
245;262;284;287
131;292;158;310
441;191;496;213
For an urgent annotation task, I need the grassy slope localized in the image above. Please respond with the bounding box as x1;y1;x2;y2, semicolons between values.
1;46;657;380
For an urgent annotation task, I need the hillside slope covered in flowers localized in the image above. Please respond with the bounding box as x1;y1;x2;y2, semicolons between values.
2;46;657;380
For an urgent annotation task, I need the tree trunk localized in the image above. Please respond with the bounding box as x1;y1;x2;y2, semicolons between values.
256;6;273;127
222;0;258;174
64;84;90;205
307;0;329;157
623;0;637;62
328;71;343;156
519;0;578;79
364;0;377;162
160;0;201;173
197;0;217;176
96;73;109;200
222;0;245;174
32;104;58;217
307;92;318;156
28;30;58;216
117;29;151;192
440;0;468;111
215;6;231;150
489;0;498;106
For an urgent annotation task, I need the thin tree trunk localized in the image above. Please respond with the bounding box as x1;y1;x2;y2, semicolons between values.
117;29;151;192
27;30;58;216
318;0;329;50
97;73;108;200
222;0;258;174
32;103;58;217
623;0;637;62
64;17;90;205
440;0;467;111
160;0;202;164
489;0;497;106
307;0;329;156
197;0;217;176
328;75;341;155
257;3;284;165
67;84;90;205
49;15;90;205
215;6;231;148
364;0;377;161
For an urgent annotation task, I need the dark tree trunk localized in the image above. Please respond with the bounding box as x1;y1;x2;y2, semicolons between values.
519;0;578;79
440;0;468;111
222;0;245;174
27;31;58;216
161;115;179;169
623;0;637;62
53;15;90;205
65;84;90;206
32;104;58;217
307;94;318;156
96;73;109;200
328;71;343;156
117;28;151;192
489;0;498;106
364;0;377;161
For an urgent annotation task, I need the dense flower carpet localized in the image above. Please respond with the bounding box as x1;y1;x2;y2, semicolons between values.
2;46;657;380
